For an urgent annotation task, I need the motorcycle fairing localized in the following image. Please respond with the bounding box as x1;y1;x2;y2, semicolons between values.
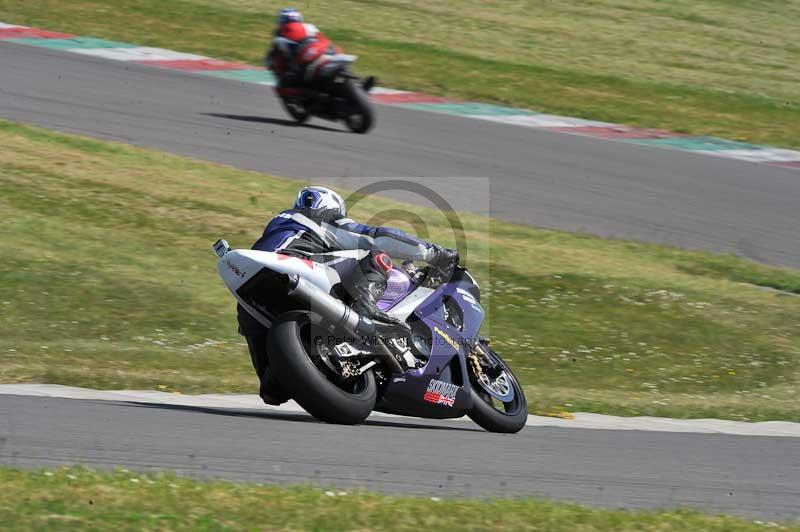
374;276;485;419
221;248;486;420
312;55;357;80
384;285;434;322
218;249;345;327
218;249;341;294
220;249;438;328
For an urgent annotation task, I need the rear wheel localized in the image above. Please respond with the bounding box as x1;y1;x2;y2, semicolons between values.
342;79;374;134
268;312;376;425
467;343;528;433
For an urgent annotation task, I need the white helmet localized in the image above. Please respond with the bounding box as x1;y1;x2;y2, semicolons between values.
294;186;347;216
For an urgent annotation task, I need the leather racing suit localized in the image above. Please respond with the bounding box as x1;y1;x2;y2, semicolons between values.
266;21;335;98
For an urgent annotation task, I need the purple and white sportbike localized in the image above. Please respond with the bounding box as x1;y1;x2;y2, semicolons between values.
213;239;527;433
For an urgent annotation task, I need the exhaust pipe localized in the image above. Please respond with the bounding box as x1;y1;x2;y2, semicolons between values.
287;275;405;375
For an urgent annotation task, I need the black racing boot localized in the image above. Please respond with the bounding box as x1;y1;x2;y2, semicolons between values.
349;273;404;327
258;368;290;406
245;334;290;406
346;251;408;329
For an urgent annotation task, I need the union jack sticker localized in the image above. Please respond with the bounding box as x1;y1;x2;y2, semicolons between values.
423;379;458;407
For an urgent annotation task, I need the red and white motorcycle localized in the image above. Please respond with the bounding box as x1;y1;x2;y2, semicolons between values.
273;35;376;134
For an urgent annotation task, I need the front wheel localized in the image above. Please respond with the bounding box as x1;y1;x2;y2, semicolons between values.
467;343;528;433
280;97;310;124
342;79;374;134
268;313;376;424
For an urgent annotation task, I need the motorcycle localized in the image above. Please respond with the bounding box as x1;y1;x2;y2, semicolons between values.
273;37;376;134
213;239;528;433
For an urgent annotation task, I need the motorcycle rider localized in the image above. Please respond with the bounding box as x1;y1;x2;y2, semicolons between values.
238;185;459;405
266;8;332;98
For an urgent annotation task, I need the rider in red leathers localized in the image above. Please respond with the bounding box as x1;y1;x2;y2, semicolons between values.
266;9;337;98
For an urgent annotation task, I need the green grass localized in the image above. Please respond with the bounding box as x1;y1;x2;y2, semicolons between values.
0;467;792;531
1;119;799;421
1;0;800;147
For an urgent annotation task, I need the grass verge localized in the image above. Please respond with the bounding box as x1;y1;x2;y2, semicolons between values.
0;119;799;420
0;467;791;531
0;0;799;148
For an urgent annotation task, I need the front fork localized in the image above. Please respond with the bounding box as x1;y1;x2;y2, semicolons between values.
468;339;504;381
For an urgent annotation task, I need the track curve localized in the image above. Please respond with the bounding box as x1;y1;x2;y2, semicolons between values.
1;41;799;267
1;395;799;520
2;40;800;521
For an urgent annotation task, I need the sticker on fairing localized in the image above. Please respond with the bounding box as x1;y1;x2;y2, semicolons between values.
457;287;477;304
423;379;458;407
225;260;246;278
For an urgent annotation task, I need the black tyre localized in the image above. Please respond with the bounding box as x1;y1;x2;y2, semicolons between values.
268;313;376;425
280;97;310;124
467;345;528;433
343;79;374;134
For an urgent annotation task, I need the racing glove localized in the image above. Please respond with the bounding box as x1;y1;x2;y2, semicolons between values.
424;245;459;287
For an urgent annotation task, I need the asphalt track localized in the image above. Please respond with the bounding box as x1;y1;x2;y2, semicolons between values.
2;41;800;267
2;41;800;521
1;395;799;520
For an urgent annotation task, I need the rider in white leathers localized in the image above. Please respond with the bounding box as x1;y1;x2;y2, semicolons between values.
238;186;459;404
